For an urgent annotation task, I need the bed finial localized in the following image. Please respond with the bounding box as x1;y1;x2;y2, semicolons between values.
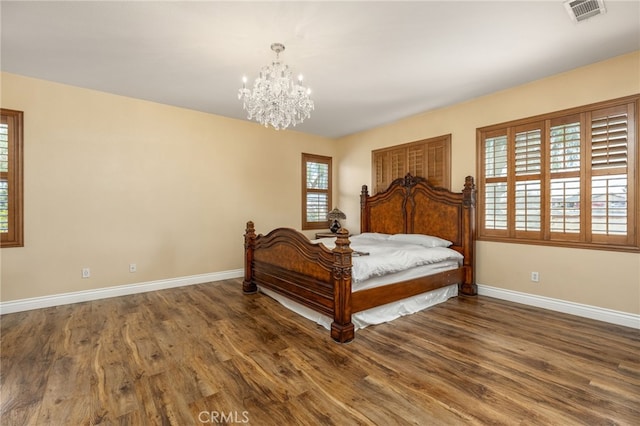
464;176;475;190
360;185;369;208
403;173;425;188
334;227;352;248
243;221;258;294
463;176;476;207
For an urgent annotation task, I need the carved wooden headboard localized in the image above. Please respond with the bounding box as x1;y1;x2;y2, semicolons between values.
360;173;476;260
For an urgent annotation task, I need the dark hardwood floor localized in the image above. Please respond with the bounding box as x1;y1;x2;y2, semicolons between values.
1;279;638;425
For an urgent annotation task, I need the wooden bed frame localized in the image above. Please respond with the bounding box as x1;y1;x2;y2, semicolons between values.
243;173;476;343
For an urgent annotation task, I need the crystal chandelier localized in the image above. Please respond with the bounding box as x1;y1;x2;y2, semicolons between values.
238;43;314;130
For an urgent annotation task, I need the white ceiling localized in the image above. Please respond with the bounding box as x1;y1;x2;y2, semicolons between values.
1;1;639;138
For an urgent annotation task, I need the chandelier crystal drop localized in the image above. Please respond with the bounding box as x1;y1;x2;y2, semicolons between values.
238;43;314;130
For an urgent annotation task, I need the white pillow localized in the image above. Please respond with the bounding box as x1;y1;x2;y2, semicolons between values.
388;233;452;248
357;232;391;240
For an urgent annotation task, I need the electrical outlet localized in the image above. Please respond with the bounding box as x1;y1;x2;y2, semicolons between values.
129;263;137;273
82;268;90;278
531;271;540;282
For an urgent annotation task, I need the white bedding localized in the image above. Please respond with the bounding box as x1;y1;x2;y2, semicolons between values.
259;232;462;331
313;233;463;285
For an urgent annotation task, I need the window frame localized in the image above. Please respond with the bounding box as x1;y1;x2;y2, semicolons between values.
301;153;332;230
476;95;639;252
1;108;24;248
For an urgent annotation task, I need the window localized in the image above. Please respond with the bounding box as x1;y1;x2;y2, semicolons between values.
1;109;24;248
302;153;332;230
372;135;451;194
477;95;639;251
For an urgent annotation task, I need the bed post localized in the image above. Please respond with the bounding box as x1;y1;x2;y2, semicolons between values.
330;228;355;343
243;221;258;294
360;184;370;233
460;176;477;295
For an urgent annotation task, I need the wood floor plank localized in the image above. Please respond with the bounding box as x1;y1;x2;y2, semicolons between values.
366;321;589;425
274;348;375;425
1;279;638;425
122;313;170;377
46;304;91;423
406;299;639;424
355;329;528;425
0;309;54;422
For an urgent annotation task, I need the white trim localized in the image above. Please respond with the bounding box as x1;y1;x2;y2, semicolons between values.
0;269;244;315
3;275;637;330
477;284;640;330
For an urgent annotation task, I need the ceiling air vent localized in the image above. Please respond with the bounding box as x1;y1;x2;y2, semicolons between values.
564;0;607;23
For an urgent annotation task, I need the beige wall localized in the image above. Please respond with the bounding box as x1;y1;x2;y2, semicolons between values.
336;51;640;315
0;72;335;301
2;52;639;316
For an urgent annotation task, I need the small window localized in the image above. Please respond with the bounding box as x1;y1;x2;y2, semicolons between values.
1;109;24;248
302;153;332;230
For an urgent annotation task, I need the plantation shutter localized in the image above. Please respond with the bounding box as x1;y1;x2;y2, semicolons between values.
549;115;581;238
425;139;449;189
0;109;23;247
0;121;9;235
483;131;508;233
589;104;632;241
407;145;424;178
302;153;332;230
372;135;451;194
478;94;638;251
513;124;542;235
389;147;406;188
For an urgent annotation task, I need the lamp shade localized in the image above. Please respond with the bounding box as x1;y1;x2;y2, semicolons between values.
327;208;346;221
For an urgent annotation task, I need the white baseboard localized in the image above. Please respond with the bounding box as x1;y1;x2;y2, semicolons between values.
477;284;640;330
3;276;637;330
0;269;244;315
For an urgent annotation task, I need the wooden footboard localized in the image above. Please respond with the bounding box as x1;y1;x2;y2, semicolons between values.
244;221;356;343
